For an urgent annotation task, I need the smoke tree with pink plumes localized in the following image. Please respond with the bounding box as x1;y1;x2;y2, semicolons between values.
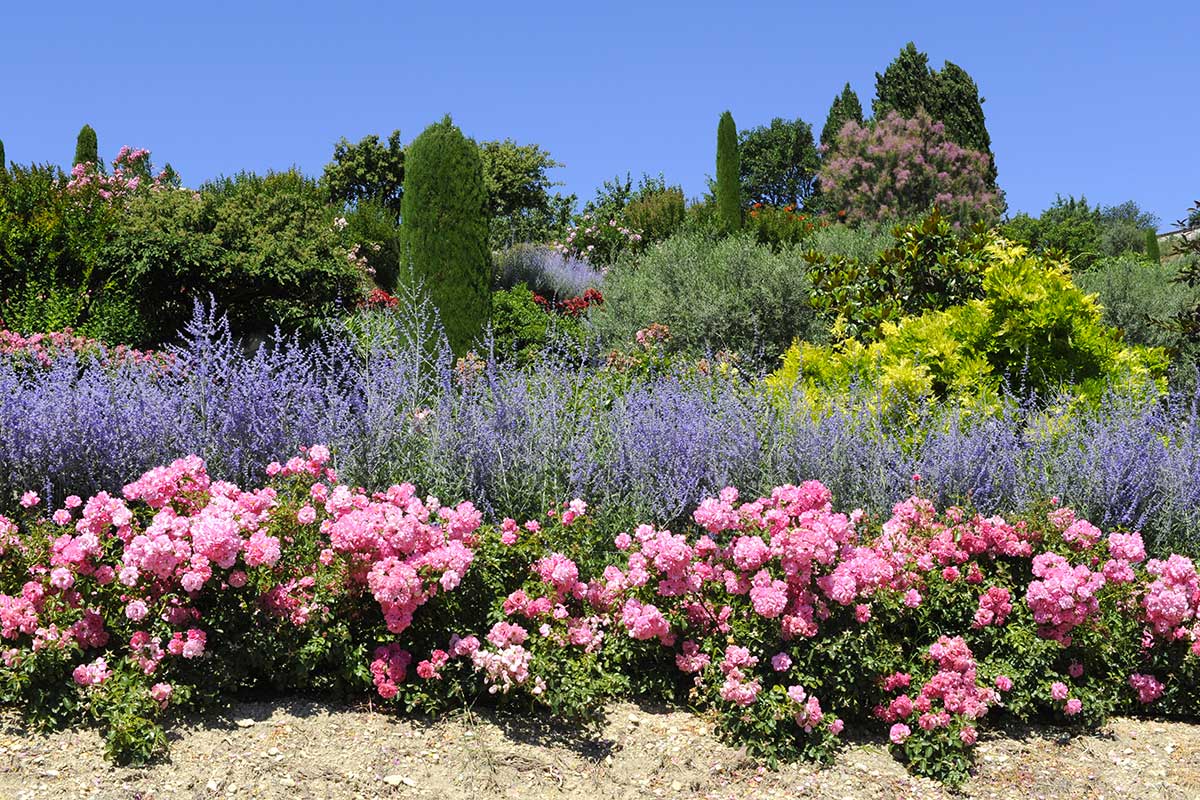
1;447;1199;786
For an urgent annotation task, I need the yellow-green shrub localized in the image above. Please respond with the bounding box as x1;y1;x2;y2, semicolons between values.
771;239;1166;404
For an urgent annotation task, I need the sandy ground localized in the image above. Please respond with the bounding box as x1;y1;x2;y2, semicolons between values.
1;698;1198;800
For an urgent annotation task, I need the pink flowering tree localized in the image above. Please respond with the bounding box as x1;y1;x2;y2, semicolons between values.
819;110;1003;226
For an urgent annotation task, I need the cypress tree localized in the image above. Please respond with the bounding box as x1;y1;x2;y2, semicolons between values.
820;83;865;150
1146;229;1161;264
872;42;933;119
716;110;741;232
932;61;996;185
399;115;491;354
0;139;6;175
74;125;99;167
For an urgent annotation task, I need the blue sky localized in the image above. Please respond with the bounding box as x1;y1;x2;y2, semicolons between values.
3;1;1197;227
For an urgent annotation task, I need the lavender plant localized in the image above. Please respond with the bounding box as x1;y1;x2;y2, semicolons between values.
3;298;1200;557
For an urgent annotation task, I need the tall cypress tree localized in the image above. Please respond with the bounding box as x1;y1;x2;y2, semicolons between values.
872;42;933;119
74;125;99;166
399;115;491;355
0;139;6;175
1145;229;1162;264
932;61;996;185
820;83;865;149
716;110;741;232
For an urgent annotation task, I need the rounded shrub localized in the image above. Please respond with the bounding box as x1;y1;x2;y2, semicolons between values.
591;230;821;364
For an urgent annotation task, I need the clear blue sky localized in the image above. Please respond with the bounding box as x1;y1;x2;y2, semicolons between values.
3;1;1197;227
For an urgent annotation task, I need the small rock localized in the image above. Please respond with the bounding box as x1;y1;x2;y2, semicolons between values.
235;719;255;728
206;779;221;792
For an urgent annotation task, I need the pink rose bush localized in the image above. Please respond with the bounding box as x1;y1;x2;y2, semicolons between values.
2;452;1199;786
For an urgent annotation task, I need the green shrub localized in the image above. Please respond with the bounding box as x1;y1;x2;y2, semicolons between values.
623;185;685;244
399;116;492;354
74;125;98;167
716;111;741;232
745;204;824;250
1002;196;1158;271
0;162;146;339
1074;255;1195;350
591;230;821;364
490;284;585;364
342;198;403;291
806;210;993;342
772;238;1167;402
804;220;895;263
105;170;369;341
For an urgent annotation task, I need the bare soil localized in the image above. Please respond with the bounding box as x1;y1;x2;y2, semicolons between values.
1;699;1198;800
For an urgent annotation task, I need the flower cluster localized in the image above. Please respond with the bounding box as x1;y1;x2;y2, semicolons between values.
877;637;996;748
65;146;173;203
531;287;604;317
819;110;1001;226
3;453;1200;785
551;213;644;263
0;327;173;370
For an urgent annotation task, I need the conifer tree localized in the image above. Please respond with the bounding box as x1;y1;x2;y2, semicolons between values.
74;124;98;166
1145;229;1161;264
820;83;865;150
399;115;491;354
716;110;741;232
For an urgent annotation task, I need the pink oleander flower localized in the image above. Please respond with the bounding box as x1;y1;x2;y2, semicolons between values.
1050;681;1069;701
995;675;1013;692
1068;661;1084;678
771;652;792;672
20;491;40;508
890;723;911;744
1064;698;1082;716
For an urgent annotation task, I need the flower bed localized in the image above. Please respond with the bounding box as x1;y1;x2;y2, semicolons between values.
2;448;1198;785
